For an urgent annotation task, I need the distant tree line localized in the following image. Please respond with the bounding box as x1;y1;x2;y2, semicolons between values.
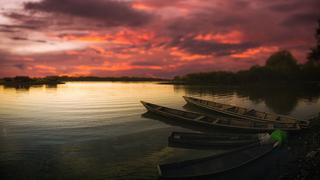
0;76;64;86
56;76;166;82
0;76;167;86
174;20;320;85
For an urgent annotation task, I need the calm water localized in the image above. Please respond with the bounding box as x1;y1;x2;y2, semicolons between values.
0;82;319;179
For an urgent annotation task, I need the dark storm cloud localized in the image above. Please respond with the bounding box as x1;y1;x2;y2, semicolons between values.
211;16;245;27
3;12;30;21
0;51;26;73
164;10;245;39
0;12;46;31
13;63;27;70
0;51;8;62
11;36;47;43
0;24;37;30
24;0;153;27
269;2;303;12
282;13;320;27
131;60;163;66
269;0;320;13
176;38;259;56
11;36;29;41
0;28;17;33
136;0;184;7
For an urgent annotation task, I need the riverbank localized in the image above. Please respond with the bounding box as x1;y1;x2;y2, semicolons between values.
280;115;320;179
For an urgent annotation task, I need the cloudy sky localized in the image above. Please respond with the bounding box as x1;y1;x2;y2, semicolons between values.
0;0;319;77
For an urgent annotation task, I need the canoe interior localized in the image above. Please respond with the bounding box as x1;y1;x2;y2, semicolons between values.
144;101;200;119
168;132;260;149
185;96;299;123
146;101;258;128
169;138;258;145
168;139;260;149
169;132;259;141
159;143;275;178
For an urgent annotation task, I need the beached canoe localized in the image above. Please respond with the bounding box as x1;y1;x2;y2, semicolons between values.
158;142;278;178
141;101;301;132
168;131;263;149
183;96;309;127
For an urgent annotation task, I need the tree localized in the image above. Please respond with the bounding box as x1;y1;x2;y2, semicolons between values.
266;50;299;74
307;19;320;63
14;76;31;82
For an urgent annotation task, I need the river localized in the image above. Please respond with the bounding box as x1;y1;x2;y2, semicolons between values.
0;82;319;179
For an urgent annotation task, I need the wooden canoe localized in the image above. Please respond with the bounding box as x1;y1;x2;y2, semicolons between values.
183;96;309;127
168;131;262;149
158;142;278;178
141;101;301;132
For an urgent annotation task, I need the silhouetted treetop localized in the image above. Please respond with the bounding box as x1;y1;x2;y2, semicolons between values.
308;19;320;62
266;50;298;73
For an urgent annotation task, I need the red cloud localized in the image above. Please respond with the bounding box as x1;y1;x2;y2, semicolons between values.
231;46;279;59
194;31;244;44
60;29;155;45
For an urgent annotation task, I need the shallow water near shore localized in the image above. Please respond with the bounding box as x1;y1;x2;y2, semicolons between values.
0;82;319;179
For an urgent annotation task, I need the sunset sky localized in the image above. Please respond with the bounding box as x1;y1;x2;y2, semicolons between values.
0;0;319;78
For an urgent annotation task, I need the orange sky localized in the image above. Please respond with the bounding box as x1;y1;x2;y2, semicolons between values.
0;0;319;77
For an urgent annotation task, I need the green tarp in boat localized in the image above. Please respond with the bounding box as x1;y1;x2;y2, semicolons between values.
271;129;287;144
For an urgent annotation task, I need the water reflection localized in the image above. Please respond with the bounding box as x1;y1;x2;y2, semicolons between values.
3;85;31;92
174;85;320;115
3;84;58;90
45;84;58;89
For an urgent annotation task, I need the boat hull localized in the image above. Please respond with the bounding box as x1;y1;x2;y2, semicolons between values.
158;142;277;178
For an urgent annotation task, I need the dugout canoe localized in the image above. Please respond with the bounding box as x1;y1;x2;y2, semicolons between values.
141;101;301;132
158;141;278;178
183;96;309;127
